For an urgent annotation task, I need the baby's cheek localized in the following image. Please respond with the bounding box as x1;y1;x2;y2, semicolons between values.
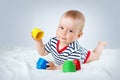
67;36;75;43
56;32;61;40
56;32;59;37
56;30;61;35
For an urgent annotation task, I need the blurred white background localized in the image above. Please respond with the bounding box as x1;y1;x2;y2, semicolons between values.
0;0;119;49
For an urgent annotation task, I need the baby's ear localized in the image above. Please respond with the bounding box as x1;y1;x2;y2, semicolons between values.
78;32;83;38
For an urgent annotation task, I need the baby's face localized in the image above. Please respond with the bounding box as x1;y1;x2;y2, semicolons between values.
56;17;82;45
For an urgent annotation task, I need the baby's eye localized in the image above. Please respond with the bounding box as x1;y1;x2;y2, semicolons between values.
59;26;64;29
69;30;73;33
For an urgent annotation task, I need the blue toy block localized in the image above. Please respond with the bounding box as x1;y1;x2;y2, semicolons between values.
36;58;49;69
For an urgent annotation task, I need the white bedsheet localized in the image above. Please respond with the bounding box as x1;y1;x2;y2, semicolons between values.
0;47;120;80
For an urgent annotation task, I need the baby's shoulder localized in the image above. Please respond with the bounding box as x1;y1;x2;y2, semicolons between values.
48;37;58;44
71;41;86;50
50;37;58;41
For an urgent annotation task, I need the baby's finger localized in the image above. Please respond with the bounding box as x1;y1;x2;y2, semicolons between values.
46;66;52;70
46;63;50;67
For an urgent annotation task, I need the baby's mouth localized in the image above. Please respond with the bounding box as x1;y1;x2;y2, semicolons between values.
61;37;66;40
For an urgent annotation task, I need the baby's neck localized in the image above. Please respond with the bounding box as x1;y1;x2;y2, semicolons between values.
58;41;69;50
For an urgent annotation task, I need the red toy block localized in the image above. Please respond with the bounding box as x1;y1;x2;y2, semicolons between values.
73;59;81;70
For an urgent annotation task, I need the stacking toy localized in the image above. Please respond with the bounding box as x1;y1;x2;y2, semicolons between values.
36;58;49;69
73;59;81;70
32;28;44;40
62;60;76;72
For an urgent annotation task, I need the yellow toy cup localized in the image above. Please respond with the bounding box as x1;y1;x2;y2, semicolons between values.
32;28;44;40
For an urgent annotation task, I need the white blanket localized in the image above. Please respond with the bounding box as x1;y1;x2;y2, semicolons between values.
0;47;120;80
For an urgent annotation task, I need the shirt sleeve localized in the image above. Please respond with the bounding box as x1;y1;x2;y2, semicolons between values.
45;38;51;53
83;50;91;63
44;37;57;53
67;47;91;64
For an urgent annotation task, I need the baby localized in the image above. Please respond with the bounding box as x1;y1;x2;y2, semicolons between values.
33;10;107;70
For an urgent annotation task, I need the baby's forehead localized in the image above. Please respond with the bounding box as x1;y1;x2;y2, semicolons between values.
60;17;77;25
60;16;79;24
62;17;76;22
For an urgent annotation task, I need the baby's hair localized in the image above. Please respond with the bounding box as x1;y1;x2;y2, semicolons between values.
61;10;85;32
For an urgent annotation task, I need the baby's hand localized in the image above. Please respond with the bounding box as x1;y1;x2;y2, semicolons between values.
31;28;44;40
31;32;40;43
98;41;107;47
46;61;57;70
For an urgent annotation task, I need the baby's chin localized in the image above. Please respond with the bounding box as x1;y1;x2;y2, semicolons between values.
56;36;72;44
60;40;70;45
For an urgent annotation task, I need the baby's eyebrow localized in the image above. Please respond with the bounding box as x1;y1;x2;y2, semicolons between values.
68;27;74;30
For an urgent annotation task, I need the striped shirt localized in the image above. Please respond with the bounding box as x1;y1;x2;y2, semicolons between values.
45;37;90;65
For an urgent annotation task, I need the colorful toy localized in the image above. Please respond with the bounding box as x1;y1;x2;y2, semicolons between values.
36;58;49;69
62;60;76;72
31;28;44;40
73;59;81;70
62;59;81;72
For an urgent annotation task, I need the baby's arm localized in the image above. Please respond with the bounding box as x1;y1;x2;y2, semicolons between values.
35;39;49;56
31;28;49;56
86;41;107;63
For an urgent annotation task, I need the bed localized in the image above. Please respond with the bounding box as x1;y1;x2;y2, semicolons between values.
0;47;120;80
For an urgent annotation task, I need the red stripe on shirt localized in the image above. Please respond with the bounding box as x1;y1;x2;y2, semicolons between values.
56;40;68;53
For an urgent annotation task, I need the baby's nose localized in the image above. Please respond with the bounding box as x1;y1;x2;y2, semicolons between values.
62;30;67;35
